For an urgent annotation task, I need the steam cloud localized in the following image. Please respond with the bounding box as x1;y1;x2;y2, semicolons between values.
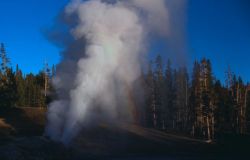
45;0;184;144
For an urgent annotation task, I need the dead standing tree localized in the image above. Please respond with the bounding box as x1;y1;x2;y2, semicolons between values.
242;85;250;134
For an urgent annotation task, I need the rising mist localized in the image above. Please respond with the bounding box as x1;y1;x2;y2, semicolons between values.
45;0;185;144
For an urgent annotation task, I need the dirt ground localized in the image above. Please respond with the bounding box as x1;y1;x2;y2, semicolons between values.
0;107;249;160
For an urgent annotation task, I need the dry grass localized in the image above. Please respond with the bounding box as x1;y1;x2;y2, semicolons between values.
0;107;250;159
19;107;47;126
0;118;15;136
0;107;47;137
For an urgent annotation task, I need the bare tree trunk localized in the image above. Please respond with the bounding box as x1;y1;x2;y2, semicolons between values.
153;104;157;128
237;83;239;103
245;87;249;109
236;83;240;133
211;113;214;139
162;120;165;130
243;87;249;134
240;102;243;134
44;75;48;97
206;116;211;141
192;124;195;137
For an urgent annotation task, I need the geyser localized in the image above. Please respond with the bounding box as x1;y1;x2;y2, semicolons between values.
45;0;172;144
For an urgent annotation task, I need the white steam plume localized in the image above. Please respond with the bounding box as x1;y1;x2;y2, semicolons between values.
45;0;176;144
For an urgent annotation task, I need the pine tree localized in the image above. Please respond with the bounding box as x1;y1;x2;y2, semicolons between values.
36;72;46;107
44;62;51;97
164;59;175;130
0;68;17;108
228;74;246;134
0;44;17;108
189;60;202;137
213;80;223;134
200;59;214;140
52;64;56;78
236;77;246;134
0;43;10;74
145;61;156;127
15;64;26;107
175;67;189;132
154;55;165;129
245;84;250;132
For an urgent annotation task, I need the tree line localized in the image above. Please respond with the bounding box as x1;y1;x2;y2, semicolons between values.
143;55;250;141
1;42;250;140
0;43;54;108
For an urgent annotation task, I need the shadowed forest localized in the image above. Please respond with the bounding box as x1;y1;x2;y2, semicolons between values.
1;42;250;159
1;42;250;138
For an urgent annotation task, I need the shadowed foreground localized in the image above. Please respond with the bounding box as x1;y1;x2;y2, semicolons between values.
0;108;250;160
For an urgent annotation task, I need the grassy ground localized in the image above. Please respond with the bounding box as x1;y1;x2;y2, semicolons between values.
0;107;46;137
0;107;250;159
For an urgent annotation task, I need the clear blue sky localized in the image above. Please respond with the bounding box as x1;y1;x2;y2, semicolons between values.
187;0;250;82
0;0;249;82
0;0;68;73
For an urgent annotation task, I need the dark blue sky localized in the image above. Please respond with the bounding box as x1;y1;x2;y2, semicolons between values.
187;0;250;82
0;0;249;82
